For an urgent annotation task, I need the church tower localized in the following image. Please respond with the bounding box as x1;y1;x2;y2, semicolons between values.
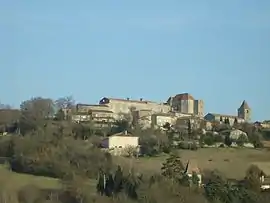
237;100;251;121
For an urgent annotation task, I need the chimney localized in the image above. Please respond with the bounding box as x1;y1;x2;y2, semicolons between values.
140;98;143;101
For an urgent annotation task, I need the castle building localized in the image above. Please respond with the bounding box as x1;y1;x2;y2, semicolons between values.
99;97;170;115
166;93;204;117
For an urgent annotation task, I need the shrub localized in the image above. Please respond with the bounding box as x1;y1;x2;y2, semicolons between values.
224;135;232;147
236;134;248;147
203;135;215;146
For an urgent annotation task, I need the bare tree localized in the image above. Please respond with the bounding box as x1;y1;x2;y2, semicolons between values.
0;103;12;109
55;96;75;109
19;97;55;133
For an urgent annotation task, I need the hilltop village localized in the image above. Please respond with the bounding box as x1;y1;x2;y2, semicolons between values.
1;93;270;203
65;93;252;130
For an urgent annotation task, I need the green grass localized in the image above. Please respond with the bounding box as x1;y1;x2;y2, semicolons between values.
115;148;270;179
0;165;97;193
0;165;61;191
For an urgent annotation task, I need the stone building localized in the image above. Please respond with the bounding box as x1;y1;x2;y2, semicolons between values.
72;103;114;124
237;100;251;122
166;93;204;117
99;97;170;115
204;100;251;125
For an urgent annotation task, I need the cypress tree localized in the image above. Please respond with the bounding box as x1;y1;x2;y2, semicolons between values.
114;165;123;194
96;169;105;195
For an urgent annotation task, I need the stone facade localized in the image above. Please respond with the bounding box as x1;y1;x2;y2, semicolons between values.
99;97;170;115
167;93;204;117
204;100;251;125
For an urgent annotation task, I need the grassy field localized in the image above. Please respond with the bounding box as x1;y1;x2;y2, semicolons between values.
0;165;61;191
0;165;97;194
1;147;269;194
115;148;270;179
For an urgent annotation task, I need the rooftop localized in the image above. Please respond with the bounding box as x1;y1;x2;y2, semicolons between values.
239;100;250;110
100;97;157;104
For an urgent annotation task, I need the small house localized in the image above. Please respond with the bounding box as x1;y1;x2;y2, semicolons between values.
101;131;139;156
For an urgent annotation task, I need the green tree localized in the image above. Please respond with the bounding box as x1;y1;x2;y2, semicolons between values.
244;165;263;192
161;153;184;180
203;134;215;146
187;119;192;140
224;135;232;147
113;165;124;194
191;172;199;189
97;169;105;195
233;118;238;127
220;116;223;122
54;108;65;121
236;134;247;147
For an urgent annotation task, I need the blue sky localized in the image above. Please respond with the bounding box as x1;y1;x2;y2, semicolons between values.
0;0;269;121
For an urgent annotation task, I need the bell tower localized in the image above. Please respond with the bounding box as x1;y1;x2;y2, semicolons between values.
237;100;251;121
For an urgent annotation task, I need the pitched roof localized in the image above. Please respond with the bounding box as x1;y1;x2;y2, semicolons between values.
205;113;239;119
239;100;250;110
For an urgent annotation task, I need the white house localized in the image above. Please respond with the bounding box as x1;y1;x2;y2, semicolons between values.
101;132;139;156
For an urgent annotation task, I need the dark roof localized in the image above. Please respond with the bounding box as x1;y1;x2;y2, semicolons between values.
205;113;239;119
167;93;195;103
239;100;250;110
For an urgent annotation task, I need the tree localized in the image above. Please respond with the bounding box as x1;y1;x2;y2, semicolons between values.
236;134;247;147
233;118;238;126
203;133;215;146
187;120;192;140
191;171;200;189
19;97;55;134
161;152;184;180
55;96;75;109
220;116;223;122
54;108;65;121
113;165;124;194
224;135;232;147
224;118;230;125
112;119;130;134
97;169;106;195
244;165;263;192
0;103;12;109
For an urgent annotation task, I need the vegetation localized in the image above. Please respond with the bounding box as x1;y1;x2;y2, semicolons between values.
0;97;269;203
